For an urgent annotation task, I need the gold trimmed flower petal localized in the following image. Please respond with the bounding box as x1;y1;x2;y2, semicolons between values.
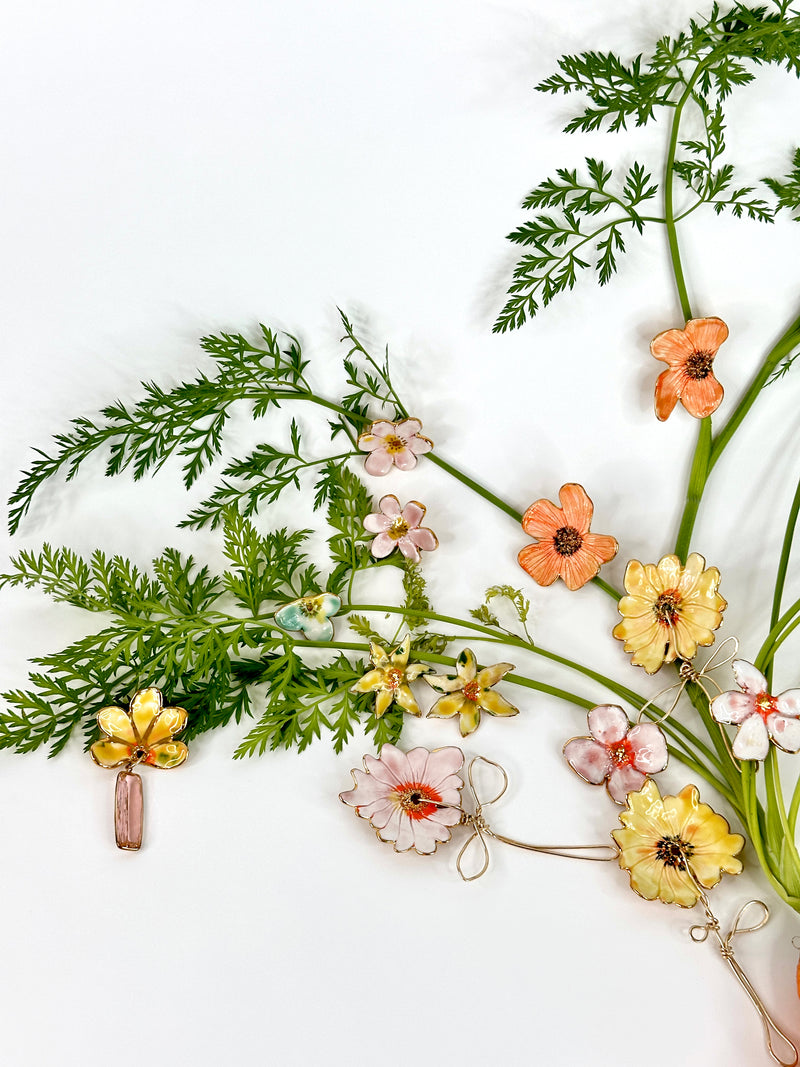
91;740;132;768
97;705;136;745
147;741;189;769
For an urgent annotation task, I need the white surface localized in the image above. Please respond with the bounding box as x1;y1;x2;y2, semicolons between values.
2;2;800;1065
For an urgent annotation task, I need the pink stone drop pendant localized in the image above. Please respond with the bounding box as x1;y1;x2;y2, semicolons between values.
115;770;144;851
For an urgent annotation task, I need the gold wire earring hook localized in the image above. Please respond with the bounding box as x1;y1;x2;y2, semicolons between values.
636;636;740;727
684;864;797;1066
440;756;619;881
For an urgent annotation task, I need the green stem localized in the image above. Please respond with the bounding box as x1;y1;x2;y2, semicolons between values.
755;595;800;673
674;416;712;561
664;73;701;321
426;453;522;523
766;473;800;687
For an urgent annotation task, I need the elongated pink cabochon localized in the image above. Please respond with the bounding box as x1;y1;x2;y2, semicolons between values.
115;770;143;851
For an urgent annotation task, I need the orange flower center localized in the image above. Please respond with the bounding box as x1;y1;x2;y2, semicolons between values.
685;351;714;379
655;834;694;870
388;517;410;540
383;434;406;454
395;781;442;820
553;525;582;556
653;589;680;626
384;667;404;690
607;738;634;766
755;691;778;722
463;680;481;702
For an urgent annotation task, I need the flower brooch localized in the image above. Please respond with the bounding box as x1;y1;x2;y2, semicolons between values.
651;317;728;422
357;418;433;475
91;686;188;850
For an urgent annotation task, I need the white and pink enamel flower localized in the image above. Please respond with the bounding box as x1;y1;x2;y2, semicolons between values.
364;494;438;562
711;659;800;760
563;705;668;804
357;418;433;476
340;744;464;854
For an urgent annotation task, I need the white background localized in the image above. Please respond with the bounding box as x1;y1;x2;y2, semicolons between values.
2;1;800;1064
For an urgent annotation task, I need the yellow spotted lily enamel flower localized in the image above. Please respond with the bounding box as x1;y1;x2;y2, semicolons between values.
91;686;189;851
612;552;726;674
612;779;744;908
351;635;431;718
425;648;518;736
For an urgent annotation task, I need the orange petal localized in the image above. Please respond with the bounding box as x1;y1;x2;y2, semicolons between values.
561;550;601;590
683;317;728;356
581;532;618;565
654;367;682;421
650;328;695;366
518;542;562;586
520;498;564;539
558;483;593;534
680;374;724;419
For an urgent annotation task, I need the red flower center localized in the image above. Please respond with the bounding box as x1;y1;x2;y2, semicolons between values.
607;738;634;766
553;525;583;556
396;781;442;820
463;680;481;702
653;589;680;626
383;434;406;454
685;351;714;379
754;691;778;722
385;667;404;690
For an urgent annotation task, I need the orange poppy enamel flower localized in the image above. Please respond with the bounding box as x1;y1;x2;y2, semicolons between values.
518;483;618;590
650;317;728;421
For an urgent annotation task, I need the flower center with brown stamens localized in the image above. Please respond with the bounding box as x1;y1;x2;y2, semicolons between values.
653;589;680;626
395;781;442;820
755;692;778;722
685;351;714;379
132;747;147;762
300;597;321;617
553;525;582;556
388;517;410;540
383;434;406;454
655;834;694;870
608;738;634;766
462;680;481;702
384;667;404;690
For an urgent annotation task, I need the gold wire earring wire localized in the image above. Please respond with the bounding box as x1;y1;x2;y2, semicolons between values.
683;860;798;1066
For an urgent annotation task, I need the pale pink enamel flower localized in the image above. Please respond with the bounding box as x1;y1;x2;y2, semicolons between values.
364;494;438;562
340;743;464;854
563;704;668;804
357;418;433;476
711;659;800;761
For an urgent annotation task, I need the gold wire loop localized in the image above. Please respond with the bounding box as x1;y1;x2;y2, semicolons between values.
683;863;798;1067
636;636;740;726
446;756;618;882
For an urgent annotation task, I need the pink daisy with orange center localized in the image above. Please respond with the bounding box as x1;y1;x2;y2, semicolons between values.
517;483;618;591
650;316;728;421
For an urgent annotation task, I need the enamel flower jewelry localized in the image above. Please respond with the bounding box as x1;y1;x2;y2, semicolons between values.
350;635;431;717
363;494;438;562
274;593;341;642
518;483;617;590
90;686;188;850
425;648;518;736
357;418;433;475
711;659;800;760
613;552;726;673
650;317;728;421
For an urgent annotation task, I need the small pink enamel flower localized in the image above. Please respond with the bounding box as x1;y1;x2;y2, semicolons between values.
364;494;438;562
563;705;668;804
340;743;464;854
357;418;433;476
711;659;800;760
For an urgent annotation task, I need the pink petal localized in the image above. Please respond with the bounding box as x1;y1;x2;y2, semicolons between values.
425;747;465;788
392;448;418;472
404;747;430;782
357;434;384;452
369;421;396;439
563;738;611;784
365;799;396;828
712;690;755;725
587;704;629;745
377;807;402;844
396;536;421;562
406;435;433;455
340;773;391;806
370;532;397;558
401;501;426;528
627;723;668;773
767;713;800;753
732;714;770;761
607;764;647;805
376;744;413;784
407;527;438;552
364;449;394;476
363;512;391;533
733;659;768;697
393;813;415;852
363;751;402;786
395;418;422;438
776;689;800;718
379;494;402;519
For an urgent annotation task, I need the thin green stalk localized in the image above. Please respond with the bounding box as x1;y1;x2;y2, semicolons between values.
766;474;800;687
761;613;800;666
764;750;800;896
664;73;702;321
674;416;712;561
789;769;800;837
755;594;800;673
